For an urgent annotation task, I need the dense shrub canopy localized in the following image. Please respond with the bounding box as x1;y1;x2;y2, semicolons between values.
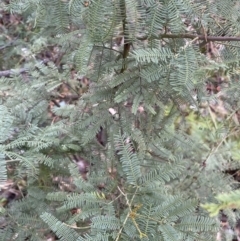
1;0;240;240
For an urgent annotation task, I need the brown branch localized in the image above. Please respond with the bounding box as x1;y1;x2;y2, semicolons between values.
137;33;240;42
94;45;123;55
0;60;49;78
0;68;28;77
120;0;131;73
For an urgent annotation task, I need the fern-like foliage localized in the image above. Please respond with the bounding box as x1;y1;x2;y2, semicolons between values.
2;0;240;240
41;134;218;240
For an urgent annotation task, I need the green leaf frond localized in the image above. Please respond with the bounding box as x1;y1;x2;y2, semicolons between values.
0;106;14;143
114;133;141;185
91;215;121;231
86;0;120;42
68;0;86;26
139;163;184;189
67;163;95;192
57;192;107;213
6;0;39;14
41;212;80;241
81;114;111;145
0;153;7;190
124;0;146;41
176;216;218;233
132;47;173;64
145;1;165;38
74;36;93;75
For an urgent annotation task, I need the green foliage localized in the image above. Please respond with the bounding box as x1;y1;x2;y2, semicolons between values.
2;0;240;240
202;190;240;217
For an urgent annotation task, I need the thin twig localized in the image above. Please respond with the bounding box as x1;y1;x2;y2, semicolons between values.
137;33;240;42
115;186;139;241
94;45;122;55
63;222;90;230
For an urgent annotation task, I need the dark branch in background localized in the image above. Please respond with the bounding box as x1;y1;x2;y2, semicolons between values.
2;34;240;78
0;68;28;77
120;0;131;73
0;59;49;77
137;33;240;42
